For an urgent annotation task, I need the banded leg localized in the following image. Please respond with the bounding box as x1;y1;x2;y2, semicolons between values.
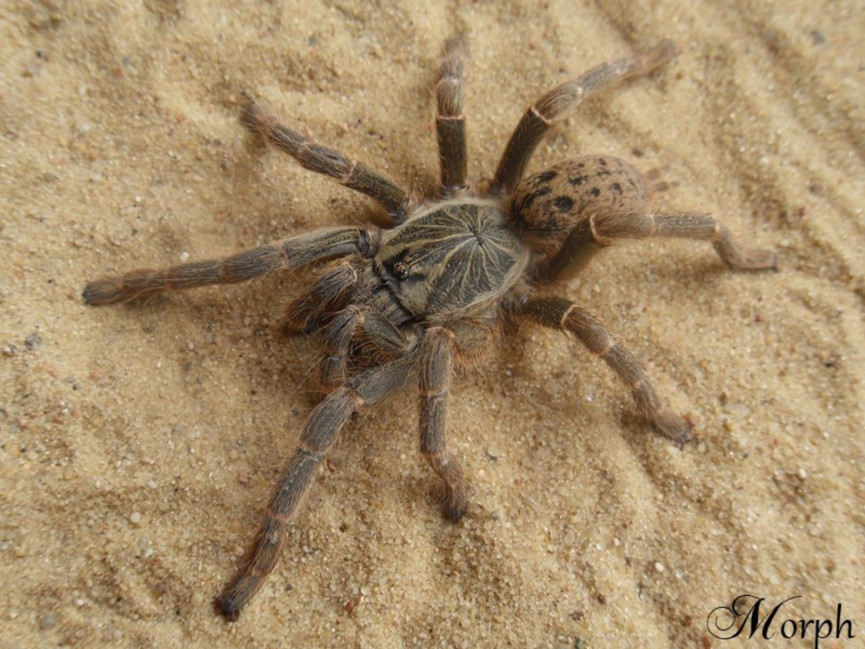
436;36;468;195
281;262;359;335
540;210;779;282
490;40;678;195
242;103;412;224
83;227;376;306
519;296;692;444
418;327;467;521
318;305;415;391
216;354;417;621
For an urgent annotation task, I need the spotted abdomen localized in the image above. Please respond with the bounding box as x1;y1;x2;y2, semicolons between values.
508;155;649;256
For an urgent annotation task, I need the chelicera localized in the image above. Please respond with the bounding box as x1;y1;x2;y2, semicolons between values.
83;37;776;620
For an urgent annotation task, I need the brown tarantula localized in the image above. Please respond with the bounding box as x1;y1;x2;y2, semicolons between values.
83;37;776;619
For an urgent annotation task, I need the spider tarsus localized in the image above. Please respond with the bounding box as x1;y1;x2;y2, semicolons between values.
215;570;264;622
239;101;265;131
437;478;468;522
652;409;694;446
82;278;138;305
641;38;680;72
710;222;779;272
214;595;241;622
81;280;113;305
441;497;467;523
728;247;779;272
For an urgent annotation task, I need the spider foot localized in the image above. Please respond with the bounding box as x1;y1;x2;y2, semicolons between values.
438;486;468;522
713;227;779;272
214;570;264;622
214;595;241;622
728;247;779;272
433;463;468;522
651;408;694;446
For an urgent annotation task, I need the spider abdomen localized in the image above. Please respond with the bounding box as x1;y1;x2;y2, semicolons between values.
378;199;528;319
509;155;649;253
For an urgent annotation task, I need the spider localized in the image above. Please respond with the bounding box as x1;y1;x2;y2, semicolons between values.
82;37;777;620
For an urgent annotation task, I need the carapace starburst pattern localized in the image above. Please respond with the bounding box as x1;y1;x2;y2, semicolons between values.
83;37;776;620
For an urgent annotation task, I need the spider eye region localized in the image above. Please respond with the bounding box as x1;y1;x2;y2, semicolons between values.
391;260;412;280
378;199;528;318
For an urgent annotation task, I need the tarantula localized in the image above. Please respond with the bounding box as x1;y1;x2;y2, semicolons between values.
83;37;776;620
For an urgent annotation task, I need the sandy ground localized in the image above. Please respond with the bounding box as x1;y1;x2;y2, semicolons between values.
1;1;863;647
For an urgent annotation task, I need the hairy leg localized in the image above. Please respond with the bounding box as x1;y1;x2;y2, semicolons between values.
242;103;412;224
318;305;416;391
540;209;778;282
491;40;678;195
83;227;376;305
281;262;359;335
518;295;692;444
216;354;417;621
418;326;467;521
436;36;468;195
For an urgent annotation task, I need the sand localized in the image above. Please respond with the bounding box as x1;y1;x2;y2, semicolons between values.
1;1;863;647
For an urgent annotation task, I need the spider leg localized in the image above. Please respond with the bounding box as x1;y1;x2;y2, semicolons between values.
281;261;359;335
609;210;778;269
518;295;692;444
436;35;468;195
651;212;779;271
318;306;361;392
419;326;467;521
83;227;376;305
318;305;416;391
216;354;417;621
490;40;678;195
539;209;779;282
242;103;412;224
